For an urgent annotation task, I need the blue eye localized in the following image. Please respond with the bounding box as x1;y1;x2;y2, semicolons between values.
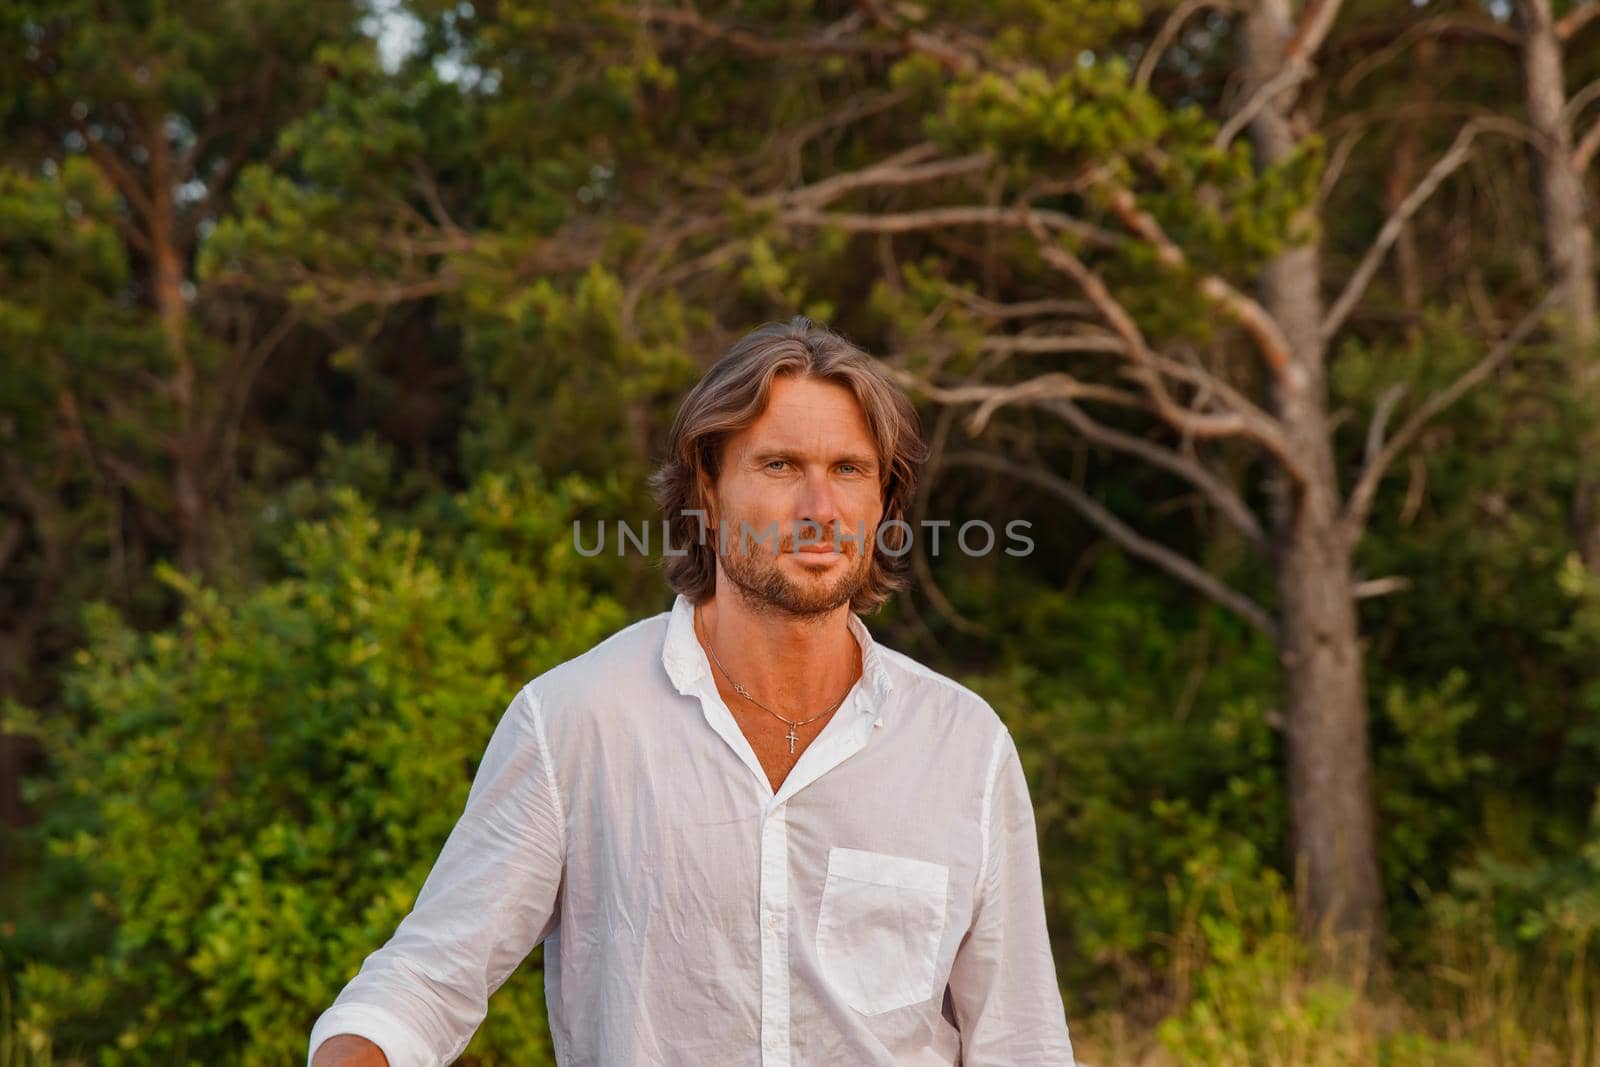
766;459;788;471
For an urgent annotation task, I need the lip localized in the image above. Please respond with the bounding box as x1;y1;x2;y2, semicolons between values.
794;545;839;554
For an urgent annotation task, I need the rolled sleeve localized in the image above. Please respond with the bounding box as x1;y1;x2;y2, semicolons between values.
306;1002;433;1067
947;728;1076;1066
307;685;565;1067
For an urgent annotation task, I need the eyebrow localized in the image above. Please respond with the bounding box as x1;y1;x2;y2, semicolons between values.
749;449;879;470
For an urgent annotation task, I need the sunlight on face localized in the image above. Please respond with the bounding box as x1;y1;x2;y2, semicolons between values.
709;375;886;618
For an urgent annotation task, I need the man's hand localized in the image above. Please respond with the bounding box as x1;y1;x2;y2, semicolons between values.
310;1034;389;1067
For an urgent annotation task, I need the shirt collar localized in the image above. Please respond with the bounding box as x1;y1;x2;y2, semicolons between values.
661;592;894;716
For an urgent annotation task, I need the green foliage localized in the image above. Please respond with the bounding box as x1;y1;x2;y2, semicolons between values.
1154;852;1481;1067
7;0;1600;1062
931;60;1322;286
2;0;361;126
0;158;155;445
199;39;480;306
1338;313;1600;937
944;554;1283;1004
1375;671;1494;907
5;470;626;1062
0;0;384;717
1437;555;1600;951
0;157;177;674
454;262;702;488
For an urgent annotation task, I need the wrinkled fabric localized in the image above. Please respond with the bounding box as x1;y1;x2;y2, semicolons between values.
308;593;1077;1066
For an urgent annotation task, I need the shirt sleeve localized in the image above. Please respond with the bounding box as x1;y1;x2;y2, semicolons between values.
307;685;565;1067
946;727;1077;1066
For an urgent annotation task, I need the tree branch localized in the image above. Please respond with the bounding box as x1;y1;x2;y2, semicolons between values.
937;288;1093;320
1335;15;1518;99
1094;181;1298;382
1322;119;1483;342
1214;0;1344;149
895;369;1146;429
943;450;1279;639
412;159;466;239
1147;346;1284;430
773;145;994;210
977;333;1126;355
1284;0;1346;63
1216;57;1312;150
626;6;896;59
1575;113;1600;170
1037;394;1268;550
649;236;752;296
1135;0;1240;90
1362;383;1409;477
113;213;155;257
1022;208;1305;480
71;117;157;227
1563;76;1600;128
183;56;278;237
782;203;1116;246
210;309;301;486
1353;575;1412;599
1341;288;1559;540
853;0;986;74
898;354;1273;550
1556;1;1600;41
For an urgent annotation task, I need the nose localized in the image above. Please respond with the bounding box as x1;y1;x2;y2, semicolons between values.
796;470;839;544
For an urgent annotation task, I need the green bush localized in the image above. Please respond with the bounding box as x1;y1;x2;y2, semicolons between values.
5;470;629;1064
938;553;1284;1005
1154;847;1480;1067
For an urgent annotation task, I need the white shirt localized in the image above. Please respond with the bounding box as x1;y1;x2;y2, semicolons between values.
308;593;1077;1066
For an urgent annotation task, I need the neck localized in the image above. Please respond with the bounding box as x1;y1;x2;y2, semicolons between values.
696;585;861;716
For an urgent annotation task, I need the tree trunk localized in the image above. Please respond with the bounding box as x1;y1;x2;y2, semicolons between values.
1387;37;1434;323
1515;0;1600;570
1241;0;1386;963
145;123;210;576
1516;0;1598;351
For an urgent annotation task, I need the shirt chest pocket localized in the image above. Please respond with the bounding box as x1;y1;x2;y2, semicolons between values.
814;846;950;1016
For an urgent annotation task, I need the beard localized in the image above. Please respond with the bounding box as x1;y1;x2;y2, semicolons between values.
714;517;874;619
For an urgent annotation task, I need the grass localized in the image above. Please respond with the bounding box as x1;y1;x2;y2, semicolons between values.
1;980;52;1067
1065;874;1598;1067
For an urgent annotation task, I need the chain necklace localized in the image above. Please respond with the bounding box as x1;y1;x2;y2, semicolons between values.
694;603;856;755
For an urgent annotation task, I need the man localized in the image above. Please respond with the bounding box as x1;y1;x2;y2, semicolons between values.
308;317;1077;1066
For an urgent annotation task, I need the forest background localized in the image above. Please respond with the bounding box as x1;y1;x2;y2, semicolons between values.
3;0;1600;1063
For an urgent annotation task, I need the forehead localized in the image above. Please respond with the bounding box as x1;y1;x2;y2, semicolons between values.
727;374;877;457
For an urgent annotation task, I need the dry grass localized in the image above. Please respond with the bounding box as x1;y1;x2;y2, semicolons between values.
1066;878;1598;1067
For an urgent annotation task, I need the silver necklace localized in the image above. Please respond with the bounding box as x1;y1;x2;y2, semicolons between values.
695;604;856;754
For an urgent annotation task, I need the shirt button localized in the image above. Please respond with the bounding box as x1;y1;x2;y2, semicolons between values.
766;914;780;930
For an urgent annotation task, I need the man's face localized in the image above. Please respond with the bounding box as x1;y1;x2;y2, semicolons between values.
706;374;885;618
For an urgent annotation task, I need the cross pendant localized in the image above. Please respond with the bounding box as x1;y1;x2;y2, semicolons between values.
786;723;799;754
